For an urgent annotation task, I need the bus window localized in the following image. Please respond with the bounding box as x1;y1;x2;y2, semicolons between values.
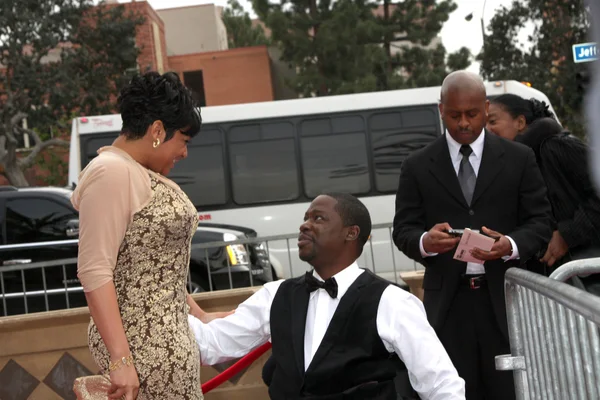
369;106;439;193
170;128;227;207
228;122;299;205
300;115;371;197
82;134;119;167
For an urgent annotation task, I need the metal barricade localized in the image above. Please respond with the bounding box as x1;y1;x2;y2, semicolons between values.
0;222;421;317
549;257;600;283
496;265;600;400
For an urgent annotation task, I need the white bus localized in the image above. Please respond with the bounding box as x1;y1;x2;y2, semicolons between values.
68;80;557;282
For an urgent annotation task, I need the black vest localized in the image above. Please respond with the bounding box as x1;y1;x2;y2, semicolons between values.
268;269;397;400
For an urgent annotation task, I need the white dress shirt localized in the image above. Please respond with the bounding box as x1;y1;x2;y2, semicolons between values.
419;130;519;274
188;262;466;400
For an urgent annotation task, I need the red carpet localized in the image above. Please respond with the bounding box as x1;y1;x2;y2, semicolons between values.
201;342;272;394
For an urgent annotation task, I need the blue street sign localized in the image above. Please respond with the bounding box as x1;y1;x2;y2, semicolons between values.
573;42;597;63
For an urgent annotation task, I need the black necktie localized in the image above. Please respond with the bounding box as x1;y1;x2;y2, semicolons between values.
458;144;476;205
304;272;338;299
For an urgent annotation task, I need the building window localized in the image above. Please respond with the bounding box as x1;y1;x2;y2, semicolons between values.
300;115;371;198
369;107;439;193
228;122;299;205
16;131;31;150
184;70;207;107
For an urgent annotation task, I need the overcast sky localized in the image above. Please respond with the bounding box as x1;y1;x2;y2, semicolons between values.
117;0;528;73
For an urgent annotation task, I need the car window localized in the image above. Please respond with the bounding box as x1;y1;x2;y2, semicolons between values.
6;198;77;244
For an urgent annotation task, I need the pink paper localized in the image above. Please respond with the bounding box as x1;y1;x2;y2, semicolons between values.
453;228;495;264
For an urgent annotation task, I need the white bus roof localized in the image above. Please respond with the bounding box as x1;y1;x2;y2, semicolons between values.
74;80;554;135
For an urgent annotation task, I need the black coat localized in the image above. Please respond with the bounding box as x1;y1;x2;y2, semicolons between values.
517;118;600;294
392;131;553;339
518;118;600;260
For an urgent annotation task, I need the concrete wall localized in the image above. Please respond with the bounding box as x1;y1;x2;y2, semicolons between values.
157;4;228;57
0;288;269;400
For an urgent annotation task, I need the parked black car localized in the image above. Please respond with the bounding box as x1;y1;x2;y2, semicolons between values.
0;186;272;316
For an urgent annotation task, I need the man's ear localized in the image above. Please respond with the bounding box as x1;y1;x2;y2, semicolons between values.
346;226;360;242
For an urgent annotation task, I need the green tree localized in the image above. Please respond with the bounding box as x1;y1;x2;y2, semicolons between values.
446;46;472;71
378;0;461;86
391;43;470;89
0;0;144;186
253;0;384;97
252;0;470;97
222;0;271;49
478;0;590;137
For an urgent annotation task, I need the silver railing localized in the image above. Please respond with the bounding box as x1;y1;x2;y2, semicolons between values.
549;257;600;283
0;222;420;317
0;257;80;315
496;263;600;400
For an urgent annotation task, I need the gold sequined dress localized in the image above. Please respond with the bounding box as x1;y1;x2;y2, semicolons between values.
86;173;202;399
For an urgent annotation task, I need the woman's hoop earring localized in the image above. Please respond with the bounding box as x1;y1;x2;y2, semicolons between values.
153;138;160;148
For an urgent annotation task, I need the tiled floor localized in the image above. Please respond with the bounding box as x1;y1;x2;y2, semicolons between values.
0;351;251;400
0;352;96;400
0;359;40;400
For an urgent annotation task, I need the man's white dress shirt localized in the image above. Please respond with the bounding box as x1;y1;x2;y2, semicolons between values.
188;262;466;400
418;130;519;274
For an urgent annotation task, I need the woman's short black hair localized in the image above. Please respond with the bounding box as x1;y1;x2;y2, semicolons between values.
324;192;372;255
491;93;555;125
117;71;202;141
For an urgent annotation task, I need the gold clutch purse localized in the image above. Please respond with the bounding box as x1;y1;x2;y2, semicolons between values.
73;374;112;400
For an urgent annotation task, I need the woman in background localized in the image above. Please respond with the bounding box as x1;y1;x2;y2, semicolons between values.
487;94;600;294
72;71;228;399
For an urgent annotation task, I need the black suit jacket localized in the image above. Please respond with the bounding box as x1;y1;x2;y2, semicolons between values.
392;131;553;339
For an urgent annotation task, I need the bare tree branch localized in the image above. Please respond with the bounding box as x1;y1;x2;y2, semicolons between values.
3;111;28;145
17;133;69;169
4;124;18;145
10;111;28;127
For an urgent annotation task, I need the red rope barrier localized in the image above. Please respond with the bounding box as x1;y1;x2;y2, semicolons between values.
201;341;273;394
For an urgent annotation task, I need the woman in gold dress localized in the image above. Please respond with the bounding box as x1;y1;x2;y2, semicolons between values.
71;71;227;399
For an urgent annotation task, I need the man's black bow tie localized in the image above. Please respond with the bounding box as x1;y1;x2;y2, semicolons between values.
304;272;338;298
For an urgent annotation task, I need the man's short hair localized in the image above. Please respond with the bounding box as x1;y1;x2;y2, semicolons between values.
323;192;372;253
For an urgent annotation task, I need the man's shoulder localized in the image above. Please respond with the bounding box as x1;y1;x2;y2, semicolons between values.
487;131;533;158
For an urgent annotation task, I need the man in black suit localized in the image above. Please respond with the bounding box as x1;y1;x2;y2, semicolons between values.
392;71;553;400
190;193;465;399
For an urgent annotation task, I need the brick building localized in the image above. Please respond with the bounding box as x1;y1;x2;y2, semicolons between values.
168;46;274;106
121;1;279;106
127;1;170;74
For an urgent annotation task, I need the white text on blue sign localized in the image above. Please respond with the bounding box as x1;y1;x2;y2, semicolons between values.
573;42;598;63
